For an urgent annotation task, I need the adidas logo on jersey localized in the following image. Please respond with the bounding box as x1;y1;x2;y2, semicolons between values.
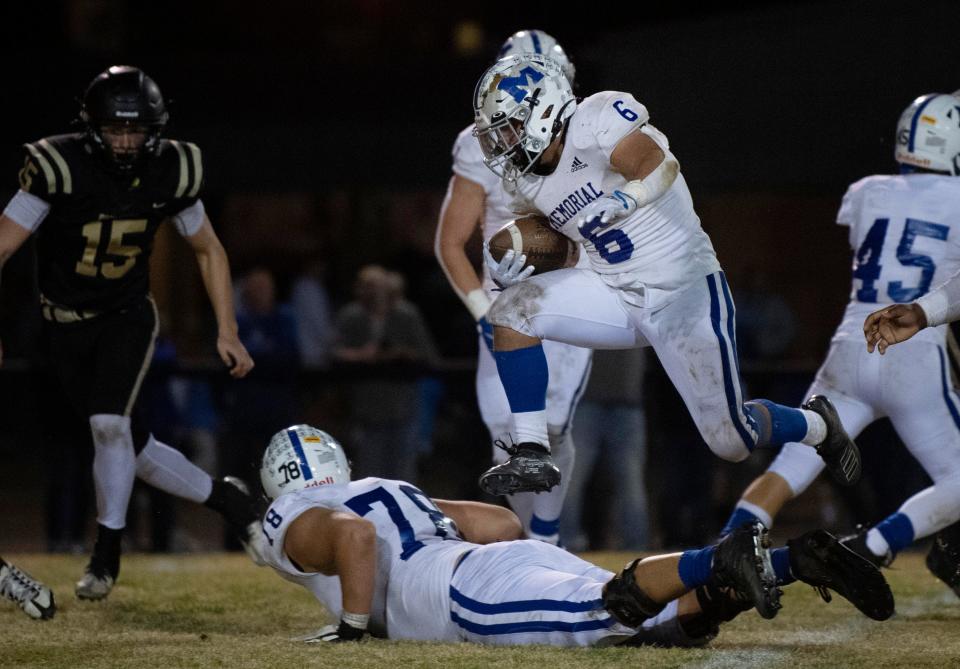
570;156;588;172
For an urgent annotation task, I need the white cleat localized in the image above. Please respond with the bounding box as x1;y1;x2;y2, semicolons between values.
1;559;56;620
75;567;115;601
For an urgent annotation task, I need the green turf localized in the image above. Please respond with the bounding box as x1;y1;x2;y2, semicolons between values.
2;551;958;668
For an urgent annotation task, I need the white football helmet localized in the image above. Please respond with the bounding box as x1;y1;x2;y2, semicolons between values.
260;425;351;500
473;53;576;182
498;30;575;85
895;93;960;175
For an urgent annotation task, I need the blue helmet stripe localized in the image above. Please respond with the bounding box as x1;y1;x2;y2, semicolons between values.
287;428;314;481
908;95;938;153
530;31;542;53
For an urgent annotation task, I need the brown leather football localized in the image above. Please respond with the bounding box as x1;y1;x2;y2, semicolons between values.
488;215;578;275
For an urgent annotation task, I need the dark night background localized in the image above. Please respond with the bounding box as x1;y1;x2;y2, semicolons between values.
0;0;957;552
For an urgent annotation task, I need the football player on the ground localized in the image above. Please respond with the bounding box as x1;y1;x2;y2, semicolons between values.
470;54;862;497
0;557;55;620
435;30;591;544
258;426;891;646
0;66;265;601
713;92;960;612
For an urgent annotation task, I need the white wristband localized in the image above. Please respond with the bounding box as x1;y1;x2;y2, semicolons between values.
620;156;679;208
341;611;369;630
465;288;492;321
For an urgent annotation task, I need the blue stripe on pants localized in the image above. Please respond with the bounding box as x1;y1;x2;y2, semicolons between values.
707;274;756;452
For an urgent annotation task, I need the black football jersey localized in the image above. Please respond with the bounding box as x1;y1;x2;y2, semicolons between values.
18;133;203;312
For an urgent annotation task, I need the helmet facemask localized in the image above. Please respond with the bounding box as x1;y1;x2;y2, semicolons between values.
81;66;168;174
473;54;576;182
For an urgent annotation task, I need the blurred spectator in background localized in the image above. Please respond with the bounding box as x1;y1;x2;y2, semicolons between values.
561;348;649;551
221;268;300;487
291;257;334;369
333;265;438;483
734;267;798;362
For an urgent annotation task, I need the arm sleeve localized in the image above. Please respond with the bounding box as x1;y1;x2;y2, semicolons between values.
916;269;960;327
3;189;51;232
170;199;206;237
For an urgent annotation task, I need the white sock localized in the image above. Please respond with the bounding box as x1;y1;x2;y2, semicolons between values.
736;500;774;528
799;410;827;446
513;410;550;448
136;435;214;504
90;414;137;530
866;528;891;558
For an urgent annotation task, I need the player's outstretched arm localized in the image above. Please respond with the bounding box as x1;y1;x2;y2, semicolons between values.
863;304;927;354
434;499;523;544
0;213;35;367
182;216;254;378
285;508;376;641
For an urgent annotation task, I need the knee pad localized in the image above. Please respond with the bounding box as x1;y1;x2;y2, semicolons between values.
602;558;666;628
486;282;543;334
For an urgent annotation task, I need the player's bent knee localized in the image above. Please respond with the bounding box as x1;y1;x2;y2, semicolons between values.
602;558;666;628
487;281;545;332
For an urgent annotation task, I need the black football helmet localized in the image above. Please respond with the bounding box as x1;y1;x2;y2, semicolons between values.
80;65;168;172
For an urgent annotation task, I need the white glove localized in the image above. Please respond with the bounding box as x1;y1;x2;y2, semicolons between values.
575;190;638;231
483;242;535;289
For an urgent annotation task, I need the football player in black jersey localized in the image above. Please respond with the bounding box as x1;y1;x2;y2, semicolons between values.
0;66;265;601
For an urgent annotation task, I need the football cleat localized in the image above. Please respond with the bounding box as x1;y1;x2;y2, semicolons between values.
478;441;560;496
75;557;116;601
709;521;782;620
926;521;960;598
788;529;894;621
803;395;862;486
223;476;269;566
1;559;56;620
839;525;892;568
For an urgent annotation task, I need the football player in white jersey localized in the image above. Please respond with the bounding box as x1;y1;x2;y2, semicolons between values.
435;30;591;544
259;425;892;646
713;92;960;605
470;53;861;497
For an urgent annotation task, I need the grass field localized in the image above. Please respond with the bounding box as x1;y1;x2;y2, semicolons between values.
3;551;960;668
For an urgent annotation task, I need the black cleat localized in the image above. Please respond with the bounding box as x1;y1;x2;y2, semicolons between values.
710;520;782;620
926;521;960;598
788;529;894;621
839;525;891;568
803;395;862;486
478;442;560;496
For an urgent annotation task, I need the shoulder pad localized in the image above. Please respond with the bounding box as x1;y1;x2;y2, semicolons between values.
162;139;204;200
19;135;80;197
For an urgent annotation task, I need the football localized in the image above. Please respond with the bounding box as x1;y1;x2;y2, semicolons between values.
488;215;578;275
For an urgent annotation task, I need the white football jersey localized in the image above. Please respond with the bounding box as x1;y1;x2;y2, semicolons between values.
452;125;589;295
508;91;721;308
261;477;468;637
834;173;960;342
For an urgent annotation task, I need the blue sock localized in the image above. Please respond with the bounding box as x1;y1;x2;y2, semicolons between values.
530;514;560;537
493;345;548;413
678;546;717;589
720;507;761;538
771;547;796;585
751;399;808;446
876;512;915;555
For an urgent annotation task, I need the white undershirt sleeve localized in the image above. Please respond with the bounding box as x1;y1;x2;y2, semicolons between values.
916;269;960;327
171;199;206;237
3;190;51;232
